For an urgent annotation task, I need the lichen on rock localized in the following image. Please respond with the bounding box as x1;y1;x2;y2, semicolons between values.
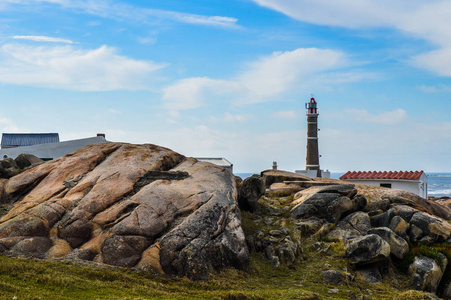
0;143;249;280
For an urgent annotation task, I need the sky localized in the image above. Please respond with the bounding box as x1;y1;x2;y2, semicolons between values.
0;0;451;173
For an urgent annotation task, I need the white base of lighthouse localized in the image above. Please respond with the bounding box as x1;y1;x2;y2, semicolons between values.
295;169;331;178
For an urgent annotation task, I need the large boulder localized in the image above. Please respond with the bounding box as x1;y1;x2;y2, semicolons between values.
410;212;451;243
355;184;451;221
327;211;371;242
14;154;44;170
389;215;410;241
237;174;265;212
345;234;390;265
408;254;448;293
290;184;366;223
260;170;312;188
370;205;418;228
368;227;409;259
0;143;249;280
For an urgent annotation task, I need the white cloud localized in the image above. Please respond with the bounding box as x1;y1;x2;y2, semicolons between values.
162;77;244;110
0;117;22;132
238;48;344;101
0;44;166;91
5;0;239;28
13;35;75;44
210;113;254;123
108;109;122;114
418;84;451;93
250;0;451;77
163;48;347;110
272;110;298;120
412;48;451;77
345;108;408;125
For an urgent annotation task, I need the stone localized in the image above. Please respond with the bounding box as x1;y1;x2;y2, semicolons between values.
366;198;391;213
409;225;424;243
316;183;355;193
261;170;313;188
10;237;53;259
0;158;21;179
327;212;371;242
370;205;418;228
388;194;451;221
345;234;390;265
290;186;367;224
356;265;382;283
408;254;448;293
268;182;303;197
368;227;409;259
410;212;451;242
355;186;451;220
276;236;298;265
14;154;44;170
327;288;339;294
389;216;410;241
0;143;249;280
237;174;265;212
295;216;325;237
322;270;343;285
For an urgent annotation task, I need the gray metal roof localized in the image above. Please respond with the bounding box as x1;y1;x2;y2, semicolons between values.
1;133;60;147
196;157;233;167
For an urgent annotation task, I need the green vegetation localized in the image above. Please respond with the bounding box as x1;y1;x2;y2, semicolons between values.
398;243;451;294
0;204;11;218
0;197;438;300
0;246;414;300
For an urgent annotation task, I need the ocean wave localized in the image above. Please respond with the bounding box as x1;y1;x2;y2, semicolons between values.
428;174;451;178
428;189;451;196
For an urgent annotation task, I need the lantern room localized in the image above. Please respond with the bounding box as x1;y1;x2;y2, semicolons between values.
305;97;318;114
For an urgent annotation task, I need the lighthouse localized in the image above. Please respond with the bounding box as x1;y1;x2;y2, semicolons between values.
305;97;321;177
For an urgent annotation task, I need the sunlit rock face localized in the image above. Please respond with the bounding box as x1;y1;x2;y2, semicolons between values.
0;143;249;280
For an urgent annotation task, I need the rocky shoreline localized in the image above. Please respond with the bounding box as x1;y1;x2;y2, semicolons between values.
1;143;451;299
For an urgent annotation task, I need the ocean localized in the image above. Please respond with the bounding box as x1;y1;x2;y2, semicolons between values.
234;172;451;197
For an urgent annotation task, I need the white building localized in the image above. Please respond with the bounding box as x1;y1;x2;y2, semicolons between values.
340;170;428;198
0;133;108;160
295;169;331;178
195;157;233;173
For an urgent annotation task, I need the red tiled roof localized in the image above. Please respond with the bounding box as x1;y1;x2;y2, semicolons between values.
340;170;424;181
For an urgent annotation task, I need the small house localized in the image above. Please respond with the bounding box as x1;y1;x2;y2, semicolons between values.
340;170;427;198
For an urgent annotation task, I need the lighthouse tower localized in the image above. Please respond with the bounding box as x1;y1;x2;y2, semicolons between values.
305;97;321;177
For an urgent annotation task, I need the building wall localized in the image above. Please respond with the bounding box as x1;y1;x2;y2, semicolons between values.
0;136;108;160
343;177;427;198
295;169;330;178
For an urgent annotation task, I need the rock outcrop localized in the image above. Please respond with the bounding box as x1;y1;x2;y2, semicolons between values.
290;184;366;224
261;170;312;188
0;143;249;280
0;154;43;180
345;234;390;265
409;254;448;293
238;174;265;212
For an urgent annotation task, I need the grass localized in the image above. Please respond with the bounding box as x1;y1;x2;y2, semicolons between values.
0;199;439;300
0;249;412;300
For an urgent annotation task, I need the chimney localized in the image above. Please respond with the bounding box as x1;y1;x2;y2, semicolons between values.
272;161;278;171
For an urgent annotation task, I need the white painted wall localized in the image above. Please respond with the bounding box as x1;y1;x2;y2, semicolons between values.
0;136;108;160
343;174;428;198
295;169;331;178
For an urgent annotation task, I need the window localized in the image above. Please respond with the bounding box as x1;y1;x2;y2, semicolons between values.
380;183;392;188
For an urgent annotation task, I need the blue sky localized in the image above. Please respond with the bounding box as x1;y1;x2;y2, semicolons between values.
1;0;451;173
